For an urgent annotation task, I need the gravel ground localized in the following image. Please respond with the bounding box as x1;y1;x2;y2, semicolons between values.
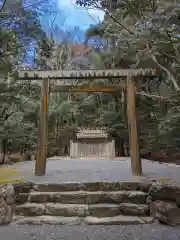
7;158;180;183
0;224;180;240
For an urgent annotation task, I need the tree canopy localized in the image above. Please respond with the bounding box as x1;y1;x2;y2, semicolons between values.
1;0;180;164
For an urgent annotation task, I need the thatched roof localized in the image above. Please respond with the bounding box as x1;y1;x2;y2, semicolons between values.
76;129;108;139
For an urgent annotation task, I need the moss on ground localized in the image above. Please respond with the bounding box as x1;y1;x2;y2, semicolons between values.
0;168;24;184
158;178;170;182
0;177;24;184
0;168;20;175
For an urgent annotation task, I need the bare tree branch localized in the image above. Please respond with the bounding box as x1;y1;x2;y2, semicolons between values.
0;0;7;12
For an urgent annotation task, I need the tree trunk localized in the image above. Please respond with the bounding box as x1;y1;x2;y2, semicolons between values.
114;94;121;112
0;139;7;164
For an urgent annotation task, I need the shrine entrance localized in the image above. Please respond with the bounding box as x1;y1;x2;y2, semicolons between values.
16;68;157;176
70;128;115;159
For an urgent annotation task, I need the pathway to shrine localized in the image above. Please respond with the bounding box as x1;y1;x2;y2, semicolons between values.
1;223;180;240
6;158;180;184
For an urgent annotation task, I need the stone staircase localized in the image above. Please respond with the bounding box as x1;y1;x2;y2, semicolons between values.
14;181;154;225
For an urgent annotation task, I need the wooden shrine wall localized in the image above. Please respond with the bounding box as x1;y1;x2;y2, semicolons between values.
70;139;115;159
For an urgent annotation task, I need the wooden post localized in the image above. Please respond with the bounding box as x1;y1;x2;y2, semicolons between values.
126;76;142;176
35;78;49;176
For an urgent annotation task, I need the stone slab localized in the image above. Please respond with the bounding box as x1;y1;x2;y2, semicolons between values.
83;216;146;225
124;191;147;204
15;216;82;225
148;183;180;202
150;200;180;227
45;203;89;217
32;181;152;193
107;191;147;204
13;183;32;194
29;191;147;205
15;203;45;216
119;203;149;216
15;193;29;205
89;204;120;217
32;183;82;192
14;215;154;225
29;192;53;203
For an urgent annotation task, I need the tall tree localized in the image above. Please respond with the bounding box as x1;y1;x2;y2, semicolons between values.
75;0;180;162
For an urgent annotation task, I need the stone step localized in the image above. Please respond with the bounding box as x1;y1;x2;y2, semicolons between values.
83;216;153;225
15;216;82;225
119;203;149;216
15;203;45;216
14;215;154;225
15;203;122;218
29;191;147;204
15;202;150;218
15;203;89;217
45;203;89;217
89;203;149;217
89;204;121;217
32;181;151;193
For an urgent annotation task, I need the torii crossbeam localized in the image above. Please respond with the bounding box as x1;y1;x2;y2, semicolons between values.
16;68;157;176
18;68;156;79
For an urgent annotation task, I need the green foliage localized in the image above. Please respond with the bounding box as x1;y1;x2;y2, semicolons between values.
0;0;54;162
0;0;51;70
74;0;180;161
0;81;40;156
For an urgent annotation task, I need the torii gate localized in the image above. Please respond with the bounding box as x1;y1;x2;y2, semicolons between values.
17;68;157;176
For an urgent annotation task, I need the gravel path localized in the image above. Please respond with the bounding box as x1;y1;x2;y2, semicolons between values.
0;224;180;240
7;158;180;183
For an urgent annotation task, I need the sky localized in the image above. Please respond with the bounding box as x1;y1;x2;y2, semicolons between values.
25;0;105;65
57;0;104;30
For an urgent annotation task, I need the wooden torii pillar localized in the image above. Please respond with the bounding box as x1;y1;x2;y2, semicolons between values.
126;76;142;175
35;78;49;176
17;68;156;176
